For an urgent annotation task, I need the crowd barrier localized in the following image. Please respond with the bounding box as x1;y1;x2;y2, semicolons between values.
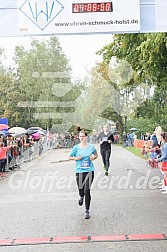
5;138;55;172
4;137;83;172
134;139;153;149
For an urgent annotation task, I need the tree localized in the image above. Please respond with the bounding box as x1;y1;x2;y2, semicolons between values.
0;48;22;126
75;59;151;135
97;33;167;132
13;37;73;129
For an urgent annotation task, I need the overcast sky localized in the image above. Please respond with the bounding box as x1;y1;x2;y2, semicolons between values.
0;34;113;79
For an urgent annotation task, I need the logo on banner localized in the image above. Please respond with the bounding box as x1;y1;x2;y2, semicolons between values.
19;0;64;31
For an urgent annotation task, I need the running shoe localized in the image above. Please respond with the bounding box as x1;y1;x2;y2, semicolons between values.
162;191;167;194
78;197;84;206
160;186;167;191
159;185;165;189
85;210;90;219
105;171;108;176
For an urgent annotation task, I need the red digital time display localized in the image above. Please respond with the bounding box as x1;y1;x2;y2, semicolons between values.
72;2;113;13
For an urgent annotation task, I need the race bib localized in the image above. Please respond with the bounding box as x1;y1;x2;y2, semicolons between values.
102;137;108;142
81;160;90;169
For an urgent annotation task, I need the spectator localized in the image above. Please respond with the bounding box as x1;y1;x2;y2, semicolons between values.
140;133;145;140
156;132;167;194
129;132;134;147
0;142;12;177
114;134;119;144
122;132;128;147
142;141;149;158
151;131;158;148
145;132;151;140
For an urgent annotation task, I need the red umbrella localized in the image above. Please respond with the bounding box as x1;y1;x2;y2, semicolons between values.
0;124;9;130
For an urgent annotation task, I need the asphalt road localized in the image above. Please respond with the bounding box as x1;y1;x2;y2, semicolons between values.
0;145;167;251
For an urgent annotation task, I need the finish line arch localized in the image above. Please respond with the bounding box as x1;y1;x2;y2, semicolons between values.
0;0;167;37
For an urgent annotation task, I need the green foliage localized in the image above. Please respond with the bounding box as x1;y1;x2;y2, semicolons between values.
12;37;74;129
126;117;158;137
97;33;167;134
0;37;88;131
0;70;22;125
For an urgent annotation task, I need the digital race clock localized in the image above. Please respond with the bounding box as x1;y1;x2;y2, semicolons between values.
72;2;113;13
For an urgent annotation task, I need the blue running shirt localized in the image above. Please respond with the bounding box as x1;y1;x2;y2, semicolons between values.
69;144;97;173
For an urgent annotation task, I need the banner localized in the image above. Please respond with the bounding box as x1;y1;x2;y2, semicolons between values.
0;118;9;125
18;0;140;35
0;0;167;36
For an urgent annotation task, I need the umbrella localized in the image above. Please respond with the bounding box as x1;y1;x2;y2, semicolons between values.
28;127;43;131
31;132;41;140
0;130;7;136
0;124;9;130
8;127;27;135
27;129;38;135
130;127;138;131
37;129;46;135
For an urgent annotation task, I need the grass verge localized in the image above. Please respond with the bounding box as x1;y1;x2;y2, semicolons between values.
125;147;148;160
